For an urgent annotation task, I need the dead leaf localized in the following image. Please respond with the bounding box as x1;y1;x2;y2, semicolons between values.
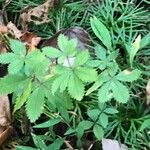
0;25;7;33
21;32;41;51
0;40;8;53
0;126;13;146
0;95;12;146
146;79;150;105
7;22;22;39
21;0;54;30
102;138;128;150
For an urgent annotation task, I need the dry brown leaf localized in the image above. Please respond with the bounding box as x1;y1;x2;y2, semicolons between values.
0;25;7;33
21;0;54;30
0;96;12;146
0;126;13;146
21;32;41;51
146;79;150;105
7;22;22;39
0;40;8;53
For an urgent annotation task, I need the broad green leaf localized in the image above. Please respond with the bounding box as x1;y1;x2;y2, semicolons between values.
99;113;108;128
104;108;118;114
65;38;77;55
42;47;62;58
95;45;106;60
74;50;90;66
107;62;118;76
116;69;141;82
98;81;112;103
129;35;141;67
93;124;104;140
0;75;27;94
112;80;129;103
9;39;26;55
140;118;150;131
14;80;32;113
47;138;63;150
64;128;75;135
90;16;112;49
32;133;48;150
140;33;150;49
68;74;84;100
75;67;97;82
0;53;17;64
26;87;45;122
8;59;24;74
87;109;100;121
86;71;111;95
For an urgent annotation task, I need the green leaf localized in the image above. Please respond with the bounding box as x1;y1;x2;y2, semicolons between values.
116;69;141;82
98;81;112;103
0;75;27;94
51;72;71;94
93;124;104;140
8;59;24;74
140;33;150;49
87;109;100;121
129;35;141;67
95;45;106;60
9;39;26;55
76;120;93;139
107;51;118;61
34;118;61;128
42;47;62;58
104;108;118;114
90;16;112;49
16;146;37;150
140;118;150;131
58;34;68;52
32;133;48;150
74;50;90;66
0;53;17;64
68;74;84;100
86;60;101;68
99;113;108;128
86;71;111;95
14;80;32;113
47;138;64;150
26;87;45;122
75;67;97;82
112;80;129;103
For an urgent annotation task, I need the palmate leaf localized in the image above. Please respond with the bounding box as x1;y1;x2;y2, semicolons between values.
68;74;84;101
26;87;45;122
90;16;112;49
116;69;141;82
0;75;27;95
75;67;97;82
112;80;129;103
93;124;104;140
9;39;26;55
